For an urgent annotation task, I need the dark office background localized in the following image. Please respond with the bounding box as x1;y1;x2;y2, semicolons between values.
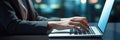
32;0;120;22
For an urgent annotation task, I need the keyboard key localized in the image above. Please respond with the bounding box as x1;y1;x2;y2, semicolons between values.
81;28;86;34
74;29;78;34
89;27;95;34
70;28;74;34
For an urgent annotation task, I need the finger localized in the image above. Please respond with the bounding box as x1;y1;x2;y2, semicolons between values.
65;24;75;29
68;25;75;27
69;21;88;30
79;22;89;32
69;21;89;32
73;26;82;32
82;18;89;27
80;20;89;29
69;21;80;25
67;24;82;32
70;17;86;21
66;25;74;28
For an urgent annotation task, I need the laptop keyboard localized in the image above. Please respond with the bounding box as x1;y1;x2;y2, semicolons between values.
51;27;96;35
70;27;95;35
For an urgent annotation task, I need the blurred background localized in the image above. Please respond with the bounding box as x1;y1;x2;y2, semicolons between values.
32;0;120;22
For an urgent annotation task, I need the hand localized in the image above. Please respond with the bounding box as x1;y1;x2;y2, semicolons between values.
69;17;89;32
48;17;89;32
48;21;75;30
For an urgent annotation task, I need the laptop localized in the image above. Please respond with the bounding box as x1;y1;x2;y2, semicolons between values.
49;0;115;38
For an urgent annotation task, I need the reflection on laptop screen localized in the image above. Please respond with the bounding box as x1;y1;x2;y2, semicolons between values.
98;0;114;32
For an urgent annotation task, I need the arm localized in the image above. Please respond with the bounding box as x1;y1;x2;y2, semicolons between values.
0;1;48;35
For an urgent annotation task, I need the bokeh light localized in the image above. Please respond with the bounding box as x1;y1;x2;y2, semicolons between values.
95;4;102;9
50;4;60;9
89;0;98;4
40;4;47;9
81;0;87;4
35;0;42;3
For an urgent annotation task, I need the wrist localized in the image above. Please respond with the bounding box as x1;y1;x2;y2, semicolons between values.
48;21;57;29
47;21;58;33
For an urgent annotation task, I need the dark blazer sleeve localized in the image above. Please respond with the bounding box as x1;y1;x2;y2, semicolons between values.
0;1;48;35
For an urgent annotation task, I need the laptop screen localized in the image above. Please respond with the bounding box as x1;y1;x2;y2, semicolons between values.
98;0;114;33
